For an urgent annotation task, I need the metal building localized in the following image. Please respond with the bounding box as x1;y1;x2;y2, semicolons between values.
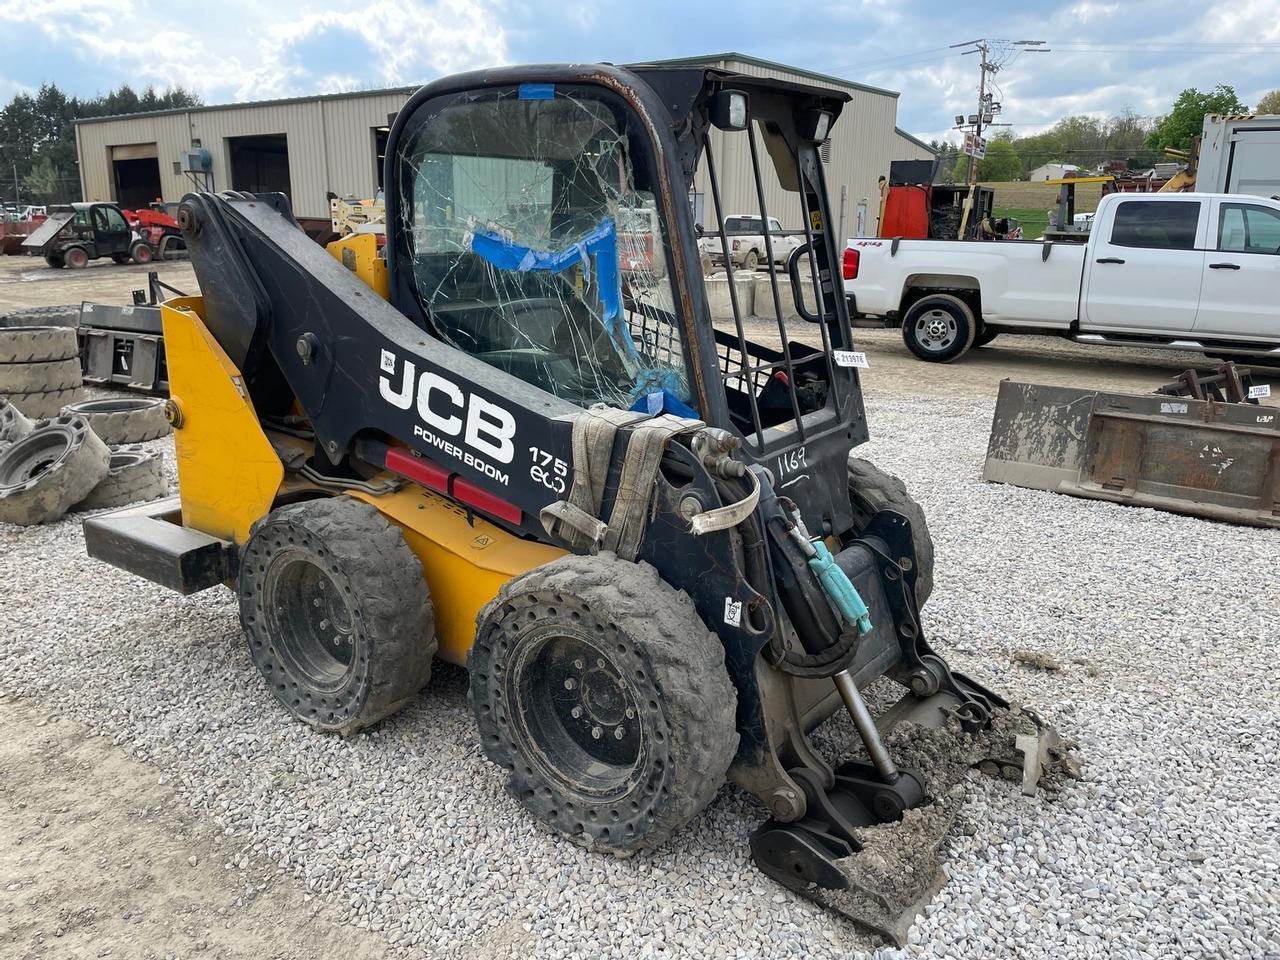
73;53;932;232
74;88;414;225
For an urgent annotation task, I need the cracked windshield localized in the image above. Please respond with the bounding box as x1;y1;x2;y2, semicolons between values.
397;87;693;415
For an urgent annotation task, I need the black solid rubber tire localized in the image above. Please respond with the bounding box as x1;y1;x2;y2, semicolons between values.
0;305;80;329
111;253;131;265
0;357;82;393
902;294;977;363
6;386;81;419
0;326;80;363
847;456;935;607
470;553;738;856
59;396;170;445
0;416;110;525
238;496;436;735
75;445;166;510
45;255;64;269
0;398;33;444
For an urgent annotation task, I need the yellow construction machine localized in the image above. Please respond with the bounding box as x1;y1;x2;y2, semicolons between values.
83;63;1073;944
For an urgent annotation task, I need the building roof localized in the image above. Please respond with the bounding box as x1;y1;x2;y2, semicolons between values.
894;127;936;155
73;84;419;125
641;52;900;99
73;52;900;127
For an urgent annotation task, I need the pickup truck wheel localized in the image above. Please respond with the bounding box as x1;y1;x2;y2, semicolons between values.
742;250;759;272
902;294;976;363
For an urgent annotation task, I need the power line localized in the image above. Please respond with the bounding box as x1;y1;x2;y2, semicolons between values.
818;44;954;75
816;37;1280;83
1052;40;1280;48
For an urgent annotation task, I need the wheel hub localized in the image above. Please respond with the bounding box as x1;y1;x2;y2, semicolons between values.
266;555;356;691
509;631;645;799
916;309;957;350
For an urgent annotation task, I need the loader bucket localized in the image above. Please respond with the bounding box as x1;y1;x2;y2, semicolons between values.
985;380;1280;527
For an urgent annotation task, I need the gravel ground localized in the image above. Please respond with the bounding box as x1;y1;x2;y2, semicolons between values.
1;396;1278;959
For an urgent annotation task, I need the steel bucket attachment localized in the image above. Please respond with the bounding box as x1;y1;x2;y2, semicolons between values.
751;503;1079;944
985;379;1280;528
750;684;1077;946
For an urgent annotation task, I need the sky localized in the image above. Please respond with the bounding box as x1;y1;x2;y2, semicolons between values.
1;0;1278;144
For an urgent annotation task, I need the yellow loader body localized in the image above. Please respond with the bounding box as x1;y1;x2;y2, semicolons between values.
155;235;563;664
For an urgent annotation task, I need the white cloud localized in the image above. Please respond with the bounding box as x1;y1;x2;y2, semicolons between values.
0;0;510;103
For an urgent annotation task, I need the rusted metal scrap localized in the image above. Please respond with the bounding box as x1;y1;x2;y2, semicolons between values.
985;379;1279;528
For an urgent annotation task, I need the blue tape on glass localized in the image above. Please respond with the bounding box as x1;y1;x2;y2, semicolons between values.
519;83;555;100
470;219;623;323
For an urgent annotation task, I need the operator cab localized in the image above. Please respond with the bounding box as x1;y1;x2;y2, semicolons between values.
385;65;866;464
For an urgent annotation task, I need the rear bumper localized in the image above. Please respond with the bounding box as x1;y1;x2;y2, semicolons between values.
82;495;236;594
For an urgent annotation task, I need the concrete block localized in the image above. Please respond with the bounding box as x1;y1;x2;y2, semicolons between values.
752;272;822;323
702;275;755;321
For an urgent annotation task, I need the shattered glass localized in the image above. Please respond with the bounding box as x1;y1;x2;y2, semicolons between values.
397;88;691;413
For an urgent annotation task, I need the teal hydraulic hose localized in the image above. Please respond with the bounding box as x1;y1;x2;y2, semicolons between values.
807;538;873;634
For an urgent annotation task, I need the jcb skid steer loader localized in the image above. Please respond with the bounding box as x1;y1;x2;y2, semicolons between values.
83;63;1073;943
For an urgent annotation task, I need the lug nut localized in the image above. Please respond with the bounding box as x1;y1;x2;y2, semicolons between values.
614;727;625;740
591;726;603;740
624;707;635;720
573;658;585;670
564;677;577;690
570;706;583;719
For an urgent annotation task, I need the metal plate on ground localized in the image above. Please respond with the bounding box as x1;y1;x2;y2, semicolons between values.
985;379;1280;528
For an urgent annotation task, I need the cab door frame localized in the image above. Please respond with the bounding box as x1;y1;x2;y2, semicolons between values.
1193;197;1280;342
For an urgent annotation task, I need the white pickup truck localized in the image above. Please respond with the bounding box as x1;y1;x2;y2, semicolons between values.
699;215;802;271
844;191;1280;363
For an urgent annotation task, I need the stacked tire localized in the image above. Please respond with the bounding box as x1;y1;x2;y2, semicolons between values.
0;305;81;329
0;326;83;417
0;415;110;524
60;397;170;513
0;394;170;526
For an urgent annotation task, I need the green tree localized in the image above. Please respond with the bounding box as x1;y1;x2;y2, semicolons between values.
928;138;960;180
23;155;63;203
977;137;1020;181
1147;85;1249;153
1258;89;1280;114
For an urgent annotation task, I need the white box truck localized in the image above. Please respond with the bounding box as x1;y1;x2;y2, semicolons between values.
1197;114;1280;199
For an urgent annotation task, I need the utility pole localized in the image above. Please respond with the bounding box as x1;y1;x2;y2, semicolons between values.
956;40;990;240
951;38;1049;239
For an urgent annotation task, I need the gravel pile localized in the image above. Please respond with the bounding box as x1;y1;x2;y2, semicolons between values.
1;397;1277;959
